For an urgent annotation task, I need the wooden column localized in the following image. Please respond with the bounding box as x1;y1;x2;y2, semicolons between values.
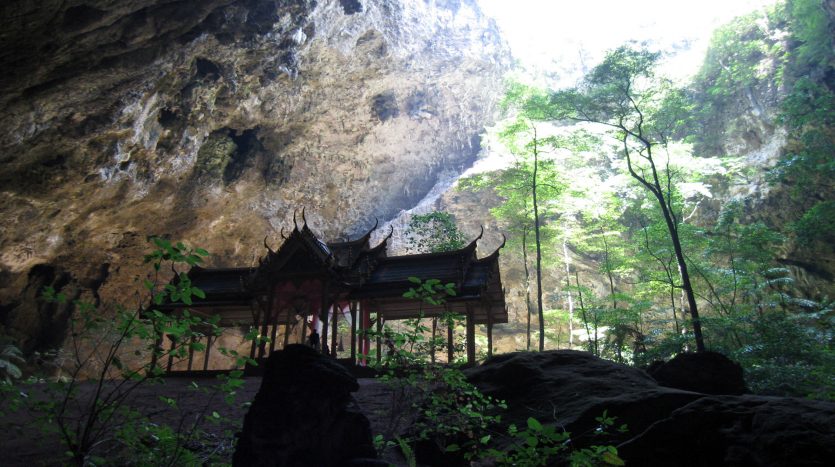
269;318;279;353
466;303;476;365
187;335;196;371
487;309;494;359
298;314;307;343
331;303;339;357
361;302;371;366
283;312;293;348
376;313;382;365
258;298;272;358
350;301;357;363
249;309;260;360
447;322;454;364
321;304;330;353
320;282;329;353
166;335;176;373
203;334;213;371
150;334;163;372
431;317;437;364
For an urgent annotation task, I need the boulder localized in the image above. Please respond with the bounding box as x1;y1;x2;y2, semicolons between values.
649;351;747;395
232;344;377;467
619;396;835;466
465;351;702;447
465;351;835;466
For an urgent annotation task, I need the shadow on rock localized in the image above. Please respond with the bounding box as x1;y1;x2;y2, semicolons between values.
465;350;835;466
232;344;379;467
648;351;747;395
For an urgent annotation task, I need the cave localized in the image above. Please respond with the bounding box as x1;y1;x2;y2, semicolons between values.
0;1;833;465
371;92;399;121
194;57;222;81
340;0;364;15
223;128;263;184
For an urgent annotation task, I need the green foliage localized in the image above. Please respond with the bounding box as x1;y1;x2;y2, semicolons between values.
2;239;257;465
375;278;625;463
403;277;458;307
481;417;570;466
786;0;834;70
793;200;835;244
697;10;781;99
478;412;626;467
771;79;835;199
0;341;25;383
404;211;466;253
734;309;835;398
779;78;835;130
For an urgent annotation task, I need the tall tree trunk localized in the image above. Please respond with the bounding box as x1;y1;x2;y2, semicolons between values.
622;136;705;352
532;127;545;352
574;271;597;355
664;208;705;352
600;228;618;311
562;238;574;349
522;229;533;351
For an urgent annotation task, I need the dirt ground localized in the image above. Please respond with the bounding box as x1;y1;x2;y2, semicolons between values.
1;376;407;466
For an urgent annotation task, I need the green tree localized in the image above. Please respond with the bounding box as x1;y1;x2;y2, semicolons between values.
547;46;707;352
405;211;466;253
461;87;565;351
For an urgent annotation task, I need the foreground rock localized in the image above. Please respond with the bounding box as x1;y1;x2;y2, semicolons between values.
648;351;747;395
465;351;834;466
465;351;702;448
233;344;378;466
619;395;835;467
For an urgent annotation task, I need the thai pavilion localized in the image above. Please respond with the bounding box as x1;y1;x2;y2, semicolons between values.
160;214;507;373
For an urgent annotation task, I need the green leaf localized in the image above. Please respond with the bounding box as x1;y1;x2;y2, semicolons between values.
527;417;543;431
408;276;422;284
152;237;170;249
602;450;626;466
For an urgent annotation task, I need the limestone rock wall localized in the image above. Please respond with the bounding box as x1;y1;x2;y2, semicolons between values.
0;0;510;351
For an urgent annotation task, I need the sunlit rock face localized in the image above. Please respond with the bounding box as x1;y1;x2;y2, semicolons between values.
0;0;509;351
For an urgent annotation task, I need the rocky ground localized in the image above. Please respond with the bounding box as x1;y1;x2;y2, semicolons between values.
3;349;833;466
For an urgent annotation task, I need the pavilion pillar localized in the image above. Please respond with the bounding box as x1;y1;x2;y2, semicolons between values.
320;282;330;354
350;301;357;363
361;302;371;366
269;314;279;354
447;322;454;364
298;315;307;343
466;303;476;365
166;335;176;373
376;313;383;365
431;317;437;364
150;334;163;372
331;303;339;357
487;308;494;359
258;306;272;359
320;304;330;353
187;335;196;371
249;308;260;360
203;334;213;371
283;312;292;348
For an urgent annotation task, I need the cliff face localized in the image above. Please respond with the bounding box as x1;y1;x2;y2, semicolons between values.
0;0;510;351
